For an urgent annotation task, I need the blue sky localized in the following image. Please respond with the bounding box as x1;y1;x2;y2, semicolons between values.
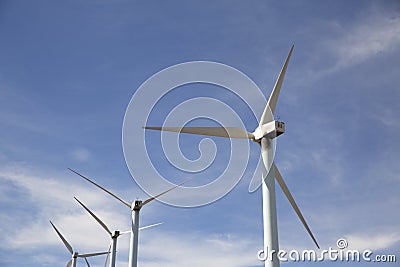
1;1;400;266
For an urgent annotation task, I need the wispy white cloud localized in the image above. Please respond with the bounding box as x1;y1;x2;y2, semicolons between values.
346;232;400;251
139;231;259;267
329;13;400;69
370;105;400;129
0;164;261;267
0;164;129;250
296;8;400;84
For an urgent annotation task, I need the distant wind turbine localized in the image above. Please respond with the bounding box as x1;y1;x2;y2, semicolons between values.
144;45;319;267
49;221;109;267
69;168;189;267
74;197;162;267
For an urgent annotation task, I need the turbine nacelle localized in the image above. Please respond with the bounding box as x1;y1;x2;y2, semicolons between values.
112;230;120;238
252;120;285;141
133;200;143;210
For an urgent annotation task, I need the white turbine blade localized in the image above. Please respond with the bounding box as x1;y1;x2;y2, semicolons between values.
260;45;294;126
68;168;131;208
139;222;163;231
260;137;275;177
144;126;254;139
104;242;111;267
49;221;73;255
84;257;91;267
117;222;163;236
74;197;112;236
248;156;264;192
142;177;193;206
78;251;109;258
119;230;132;235
273;163;320;249
66;259;72;267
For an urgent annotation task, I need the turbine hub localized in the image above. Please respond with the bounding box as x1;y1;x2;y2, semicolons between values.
252;120;285;141
112;230;120;238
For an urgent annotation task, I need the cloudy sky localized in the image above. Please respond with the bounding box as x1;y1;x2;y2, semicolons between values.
1;1;399;266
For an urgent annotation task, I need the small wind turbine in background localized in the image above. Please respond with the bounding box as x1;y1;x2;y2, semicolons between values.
144;45;320;267
74;197;122;267
74;196;162;267
49;221;109;267
69;168;190;267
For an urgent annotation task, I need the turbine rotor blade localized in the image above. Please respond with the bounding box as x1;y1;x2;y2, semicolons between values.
144;126;254;139
84;257;91;267
139;222;163;231
142;178;193;206
78;251;110;258
74;197;112;236
248;156;264;192
68;168;131;208
104;242;111;267
117;223;163;235
260;45;294;125
66;259;72;267
273;163;320;249
49;221;73;255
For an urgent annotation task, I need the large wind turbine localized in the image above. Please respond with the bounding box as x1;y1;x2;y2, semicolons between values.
68;168;189;267
144;45;319;267
49;221;109;267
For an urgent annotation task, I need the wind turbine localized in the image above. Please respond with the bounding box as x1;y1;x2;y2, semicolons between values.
49;221;109;267
144;45;319;267
68;168;189;267
74;196;163;267
74;197;121;267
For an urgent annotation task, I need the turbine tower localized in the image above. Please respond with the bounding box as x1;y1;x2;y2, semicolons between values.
69;168;189;267
49;221;109;267
144;45;319;267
